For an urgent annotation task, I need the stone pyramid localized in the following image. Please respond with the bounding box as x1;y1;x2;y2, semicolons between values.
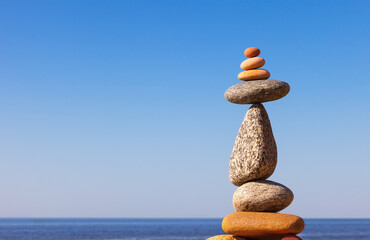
207;47;305;240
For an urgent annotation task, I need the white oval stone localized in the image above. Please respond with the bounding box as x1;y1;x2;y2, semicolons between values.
233;180;294;212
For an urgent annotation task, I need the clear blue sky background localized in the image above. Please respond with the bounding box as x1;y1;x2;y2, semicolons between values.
0;0;369;218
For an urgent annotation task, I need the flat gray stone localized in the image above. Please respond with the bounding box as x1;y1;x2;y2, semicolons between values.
233;180;294;212
224;80;290;104
229;103;277;186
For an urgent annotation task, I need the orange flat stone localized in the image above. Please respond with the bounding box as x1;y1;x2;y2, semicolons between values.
244;235;303;240
206;235;247;240
207;234;302;240
222;212;305;238
244;47;261;58
238;69;270;81
281;236;303;240
240;57;265;71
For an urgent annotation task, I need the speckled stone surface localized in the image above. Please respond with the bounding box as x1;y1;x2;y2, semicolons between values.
229;103;277;186
206;235;247;240
233;180;294;212
224;80;290;104
222;212;305;238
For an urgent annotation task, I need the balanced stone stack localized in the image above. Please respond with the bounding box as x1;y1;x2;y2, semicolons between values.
207;48;305;240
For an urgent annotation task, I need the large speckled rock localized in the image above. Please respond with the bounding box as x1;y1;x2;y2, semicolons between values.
233;180;294;212
224;80;290;104
229;103;277;186
206;235;247;240
222;212;305;238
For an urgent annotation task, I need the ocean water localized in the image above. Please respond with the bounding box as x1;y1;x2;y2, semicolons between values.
0;218;369;240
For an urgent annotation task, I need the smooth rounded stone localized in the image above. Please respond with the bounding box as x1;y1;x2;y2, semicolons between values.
233;180;294;212
220;235;302;240
229;103;277;186
230;235;302;240
244;47;260;58
240;57;265;70
224;80;290;104
281;236;303;240
222;212;305;238
206;235;247;240
238;69;270;81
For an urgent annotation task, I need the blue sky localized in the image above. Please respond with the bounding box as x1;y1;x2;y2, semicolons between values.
0;0;369;218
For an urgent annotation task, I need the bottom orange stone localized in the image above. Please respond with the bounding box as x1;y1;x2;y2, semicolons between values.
281;235;303;240
222;212;305;238
206;234;303;240
206;235;247;240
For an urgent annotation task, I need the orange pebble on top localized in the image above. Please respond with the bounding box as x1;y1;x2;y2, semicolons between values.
244;47;260;58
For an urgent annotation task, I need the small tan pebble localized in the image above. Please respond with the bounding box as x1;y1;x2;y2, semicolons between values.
238;69;270;81
240;57;265;70
206;235;247;240
244;47;260;58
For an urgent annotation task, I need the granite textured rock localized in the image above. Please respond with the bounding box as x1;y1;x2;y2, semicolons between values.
224;80;290;104
222;212;305;238
240;57;265;70
233;180;294;212
229;103;277;186
206;235;247;240
238;69;270;81
244;47;260;58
